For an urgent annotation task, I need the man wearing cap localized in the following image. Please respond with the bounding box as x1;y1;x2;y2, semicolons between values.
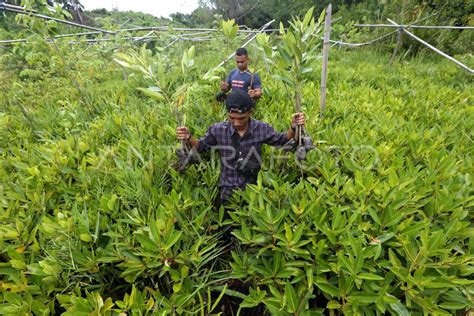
176;91;305;205
219;47;262;100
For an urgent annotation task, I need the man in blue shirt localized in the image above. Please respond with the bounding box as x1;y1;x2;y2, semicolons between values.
176;91;305;204
219;48;262;100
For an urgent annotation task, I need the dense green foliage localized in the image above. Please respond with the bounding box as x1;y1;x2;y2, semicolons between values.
197;0;473;55
1;8;473;316
86;9;170;29
335;0;474;55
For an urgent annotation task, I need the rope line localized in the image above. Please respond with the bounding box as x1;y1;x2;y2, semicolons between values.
328;30;398;47
355;24;474;30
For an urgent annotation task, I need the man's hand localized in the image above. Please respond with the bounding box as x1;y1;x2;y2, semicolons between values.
176;126;191;141
287;112;305;140
291;112;305;128
248;88;261;99
220;81;229;92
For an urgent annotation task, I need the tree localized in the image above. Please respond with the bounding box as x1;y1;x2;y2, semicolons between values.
170;7;215;27
197;0;357;28
56;0;84;23
199;0;247;24
5;0;85;23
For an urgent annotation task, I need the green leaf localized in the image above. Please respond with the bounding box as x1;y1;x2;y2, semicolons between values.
292;223;305;243
220;287;247;300
427;230;444;252
263;298;286;315
348;293;378;304
388;249;402;269
372;232;395;243
390;302;410;316
146;297;154;311
368;207;382;225
136;87;164;100
4;292;23;305
180;265;189;278
107;194;117;211
279;21;286;35
10;259;26;270
306;267;313;290
327;300;341;309
163;231;182;250
299;67;314;75
79;233;92;242
401;221;429;236
210;284;228;313
302;6;315;28
173;282;182;293
135;234;157;252
277;46;293;67
113;58;131;69
423;280;455;288
339;253;354;274
442;290;473;306
438;302;467;310
273;74;294;87
316;282;339;297
169;268;180;282
357;273;384;281
383;294;399;304
149;219;162;244
285;283;298;313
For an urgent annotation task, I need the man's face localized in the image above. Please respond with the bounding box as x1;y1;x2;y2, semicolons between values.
235;54;248;71
228;111;250;132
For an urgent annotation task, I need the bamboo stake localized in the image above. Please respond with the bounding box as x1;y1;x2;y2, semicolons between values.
328;31;397;47
320;4;332;118
165;38;180;49
0;39;28;44
3;3;39;13
387;19;473;74
390;28;403;65
0;23;274;46
120;26;279;33
355;24;474;30
3;5;114;34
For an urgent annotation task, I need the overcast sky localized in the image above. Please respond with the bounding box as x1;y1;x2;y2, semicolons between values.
80;0;200;18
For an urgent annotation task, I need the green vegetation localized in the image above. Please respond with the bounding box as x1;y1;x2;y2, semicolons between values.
198;0;473;55
1;5;473;316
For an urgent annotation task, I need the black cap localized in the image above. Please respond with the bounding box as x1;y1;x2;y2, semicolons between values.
225;91;254;113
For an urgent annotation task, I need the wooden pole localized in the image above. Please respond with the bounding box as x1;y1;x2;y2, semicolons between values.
387;19;473;74
390;28;403;65
320;4;332;118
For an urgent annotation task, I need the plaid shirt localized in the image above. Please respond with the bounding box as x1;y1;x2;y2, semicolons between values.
197;119;289;201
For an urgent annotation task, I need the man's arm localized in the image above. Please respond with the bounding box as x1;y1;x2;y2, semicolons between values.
248;88;261;99
220;80;230;93
263;113;306;147
176;125;217;152
176;127;198;148
220;70;233;93
248;73;262;99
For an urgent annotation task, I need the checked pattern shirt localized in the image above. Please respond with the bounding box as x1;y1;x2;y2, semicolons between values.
197;119;289;201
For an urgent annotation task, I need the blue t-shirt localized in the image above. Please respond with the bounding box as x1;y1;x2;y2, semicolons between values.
226;69;262;93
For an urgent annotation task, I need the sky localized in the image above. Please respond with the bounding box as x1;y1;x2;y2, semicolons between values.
80;0;200;19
